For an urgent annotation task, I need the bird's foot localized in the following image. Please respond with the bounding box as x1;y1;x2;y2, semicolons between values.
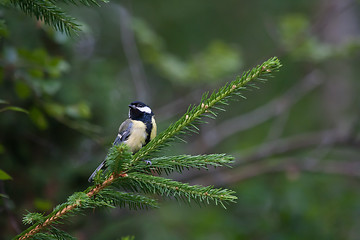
144;160;152;165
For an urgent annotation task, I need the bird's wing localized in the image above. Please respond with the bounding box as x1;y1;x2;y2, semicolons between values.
113;119;132;145
88;159;105;182
88;119;133;182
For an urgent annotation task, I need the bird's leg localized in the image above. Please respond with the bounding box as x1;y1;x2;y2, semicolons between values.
144;160;152;165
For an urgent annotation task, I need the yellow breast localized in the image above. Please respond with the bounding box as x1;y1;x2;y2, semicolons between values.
150;116;157;140
125;120;147;153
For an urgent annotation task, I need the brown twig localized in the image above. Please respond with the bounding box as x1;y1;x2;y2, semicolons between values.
178;127;360;186
17;173;128;240
236;127;360;165
191;158;360;187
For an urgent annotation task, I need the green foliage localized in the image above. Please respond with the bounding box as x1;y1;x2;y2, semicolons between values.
133;18;243;84
120;172;236;208
9;0;79;34
131;57;281;164
96;189;159;210
23;212;45;225
49;227;76;240
14;57;281;240
29;107;48;130
105;144;132;175
7;0;108;35
18;48;69;79
31;227;76;240
0;105;28;113
0;169;12;180
0;19;9;37
2;1;360;239
0;144;5;154
0;45;100;135
31;233;57;240
134;154;234;175
34;199;53;212
66;192;112;210
279;14;360;62
120;236;135;240
60;0;108;6
0;100;29;114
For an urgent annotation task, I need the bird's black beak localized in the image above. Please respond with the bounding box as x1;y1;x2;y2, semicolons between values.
129;104;136;109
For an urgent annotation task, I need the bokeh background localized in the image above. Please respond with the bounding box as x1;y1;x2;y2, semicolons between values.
1;0;360;239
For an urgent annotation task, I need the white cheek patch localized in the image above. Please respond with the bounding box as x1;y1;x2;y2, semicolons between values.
137;106;152;114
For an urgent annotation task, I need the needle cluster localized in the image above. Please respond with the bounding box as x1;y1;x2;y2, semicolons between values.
14;57;281;240
7;0;108;34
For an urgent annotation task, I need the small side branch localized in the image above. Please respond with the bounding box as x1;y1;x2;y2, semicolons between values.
17;173;128;240
192;69;323;152
14;57;282;240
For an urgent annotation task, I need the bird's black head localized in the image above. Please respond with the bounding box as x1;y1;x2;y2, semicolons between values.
128;101;154;121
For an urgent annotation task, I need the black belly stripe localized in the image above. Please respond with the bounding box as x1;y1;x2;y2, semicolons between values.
145;121;152;144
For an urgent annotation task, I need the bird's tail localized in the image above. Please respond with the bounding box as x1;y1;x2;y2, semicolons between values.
88;159;106;182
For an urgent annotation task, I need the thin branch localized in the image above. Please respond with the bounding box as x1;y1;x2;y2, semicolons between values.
17;172;128;240
10;0;107;34
116;4;150;103
178;127;360;186
236;127;360;165
131;57;282;164
155;88;205;122
192;69;324;153
190;158;360;187
10;0;80;34
264;110;289;141
14;57;282;240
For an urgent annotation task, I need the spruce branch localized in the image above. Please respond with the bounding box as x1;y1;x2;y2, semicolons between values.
16;172;130;240
22;212;45;226
14;57;282;240
49;227;76;240
120;172;237;208
10;0;80;34
105;144;133;176
96;188;159;210
59;0;108;7
9;0;107;34
133;154;234;175
30;227;76;240
130;57;282;165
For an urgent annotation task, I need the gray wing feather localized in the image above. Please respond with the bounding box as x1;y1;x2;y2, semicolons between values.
88;159;105;182
113;119;132;145
88;119;132;182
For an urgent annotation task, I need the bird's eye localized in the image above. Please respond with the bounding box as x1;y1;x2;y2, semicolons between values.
130;101;146;108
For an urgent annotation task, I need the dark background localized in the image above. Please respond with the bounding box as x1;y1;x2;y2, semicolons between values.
1;0;360;239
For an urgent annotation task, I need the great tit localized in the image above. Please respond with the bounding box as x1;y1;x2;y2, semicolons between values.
88;101;157;182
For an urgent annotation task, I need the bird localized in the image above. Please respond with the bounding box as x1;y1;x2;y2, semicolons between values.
88;101;157;182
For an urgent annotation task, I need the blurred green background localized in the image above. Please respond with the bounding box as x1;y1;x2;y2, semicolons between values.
1;0;360;239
